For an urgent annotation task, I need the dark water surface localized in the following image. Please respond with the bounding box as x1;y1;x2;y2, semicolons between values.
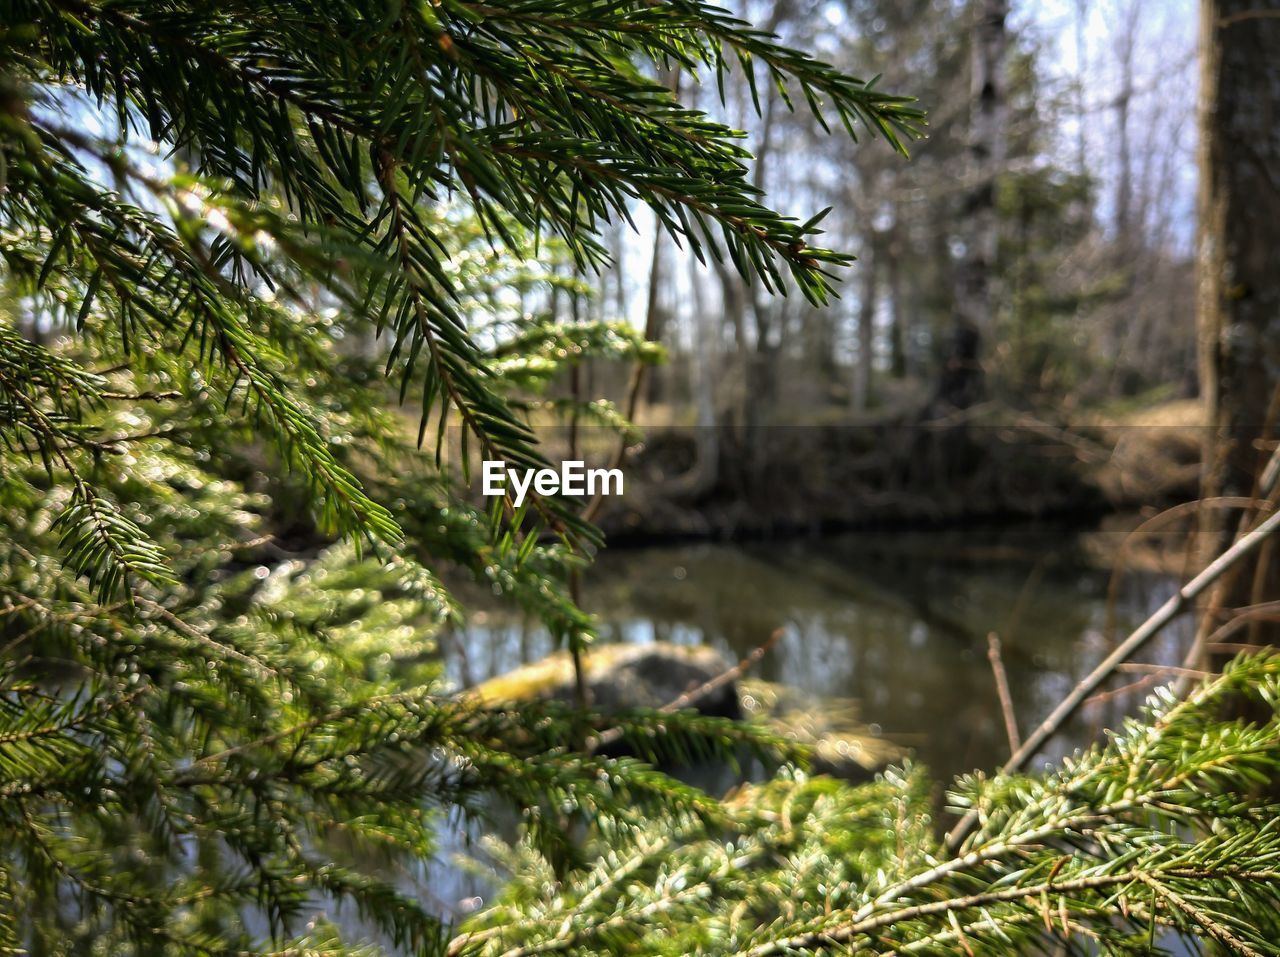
444;525;1191;788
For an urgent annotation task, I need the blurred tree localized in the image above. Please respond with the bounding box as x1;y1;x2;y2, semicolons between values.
935;0;1009;412
622;0;1198;435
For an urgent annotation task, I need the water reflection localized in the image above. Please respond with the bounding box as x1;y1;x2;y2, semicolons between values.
445;525;1193;788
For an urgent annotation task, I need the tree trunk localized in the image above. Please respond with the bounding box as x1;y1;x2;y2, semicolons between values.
939;0;1008;410
1073;0;1089;177
680;253;720;497
642;223;668;406
886;210;908;380
742;83;781;433
1197;0;1280;650
640;68;681;407
851;239;879;412
1112;0;1139;243
609;218;626;322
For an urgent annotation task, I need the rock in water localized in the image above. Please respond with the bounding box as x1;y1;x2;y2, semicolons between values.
469;642;740;719
468;641;897;781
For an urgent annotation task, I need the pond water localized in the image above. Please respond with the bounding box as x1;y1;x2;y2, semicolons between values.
420;523;1199;926
443;524;1193;788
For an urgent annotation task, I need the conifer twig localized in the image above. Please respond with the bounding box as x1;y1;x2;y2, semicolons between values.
741;867;1280;957
947;504;1280;851
986;633;1020;755
1180;436;1280;679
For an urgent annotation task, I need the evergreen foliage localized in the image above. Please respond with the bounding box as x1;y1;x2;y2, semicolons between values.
5;3;1276;957
0;1;915;952
458;654;1280;956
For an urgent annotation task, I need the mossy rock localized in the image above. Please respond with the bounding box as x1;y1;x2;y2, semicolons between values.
468;641;740;718
468;642;898;780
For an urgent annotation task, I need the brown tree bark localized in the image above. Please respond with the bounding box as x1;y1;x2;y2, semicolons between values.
1197;0;1280;649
